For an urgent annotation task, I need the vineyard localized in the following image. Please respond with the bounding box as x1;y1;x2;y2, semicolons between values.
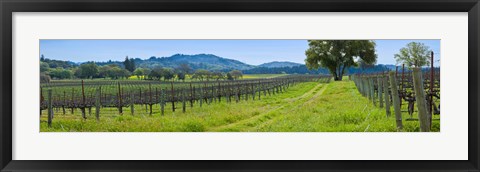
40;75;332;127
350;66;440;132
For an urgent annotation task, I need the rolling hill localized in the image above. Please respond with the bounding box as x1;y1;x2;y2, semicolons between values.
258;61;303;68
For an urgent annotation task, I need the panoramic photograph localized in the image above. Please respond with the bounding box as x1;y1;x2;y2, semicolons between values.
39;39;440;132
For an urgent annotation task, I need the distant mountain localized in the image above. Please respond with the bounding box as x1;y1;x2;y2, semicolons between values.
55;53;401;75
258;61;303;68
381;64;396;70
97;54;255;71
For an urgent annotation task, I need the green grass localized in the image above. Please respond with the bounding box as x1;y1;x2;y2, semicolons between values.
40;79;440;132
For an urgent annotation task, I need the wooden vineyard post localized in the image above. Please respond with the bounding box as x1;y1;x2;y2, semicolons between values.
370;78;376;106
235;86;239;103
190;83;194;107
429;51;434;127
139;88;143;113
117;82;123;115
155;88;158;108
356;76;361;95
95;87;101;121
279;81;283;93
365;77;370;99
71;88;75;115
400;64;405;107
206;85;210;105
377;77;384;108
217;82;221;102
149;84;153;115
62;90;66;115
210;85;214;104
383;75;391;117
171;82;175;112
360;76;365;96
363;77;368;97
401;64;405;91
389;72;403;131
81;80;87;119
267;82;271;96
211;85;216;103
182;89;186;113
193;86;196;106
412;68;430;132
160;89;165;116
224;82;230;103
276;82;279;94
130;92;135;116
47;89;53;127
40;87;43;116
144;89;148;113
226;83;230;103
357;77;362;95
252;84;255;100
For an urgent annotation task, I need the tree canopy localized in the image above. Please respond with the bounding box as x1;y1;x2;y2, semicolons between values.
192;69;210;81
229;70;243;80
394;42;432;68
123;56;136;72
75;62;99;79
305;40;377;81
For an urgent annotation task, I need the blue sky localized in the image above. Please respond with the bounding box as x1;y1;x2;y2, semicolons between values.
40;39;440;66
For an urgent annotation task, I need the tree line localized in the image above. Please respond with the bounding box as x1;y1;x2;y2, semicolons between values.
40;55;244;83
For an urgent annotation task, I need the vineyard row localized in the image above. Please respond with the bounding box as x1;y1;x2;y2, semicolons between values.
350;67;440;132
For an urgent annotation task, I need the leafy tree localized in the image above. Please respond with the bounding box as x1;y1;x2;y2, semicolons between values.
148;70;160;80
229;70;243;80
98;65;112;78
305;40;377;81
40;54;45;61
40;62;50;73
177;72;186;82
130;59;136;72
149;67;163;80
142;68;151;79
105;66;127;79
123;56;136;72
124;56;130;71
76;62;99;79
49;67;73;79
394;42;432;68
42;58;77;69
133;68;145;79
211;71;225;81
162;68;175;81
226;72;234;80
176;63;192;74
192;69;210;81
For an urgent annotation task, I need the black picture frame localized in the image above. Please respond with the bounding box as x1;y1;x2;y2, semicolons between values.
1;0;479;171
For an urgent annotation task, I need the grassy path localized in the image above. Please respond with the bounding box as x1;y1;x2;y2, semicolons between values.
209;83;327;131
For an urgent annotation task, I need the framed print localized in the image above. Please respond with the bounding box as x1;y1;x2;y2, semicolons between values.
1;0;479;171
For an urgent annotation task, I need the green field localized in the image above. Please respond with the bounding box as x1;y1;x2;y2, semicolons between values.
40;77;440;132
